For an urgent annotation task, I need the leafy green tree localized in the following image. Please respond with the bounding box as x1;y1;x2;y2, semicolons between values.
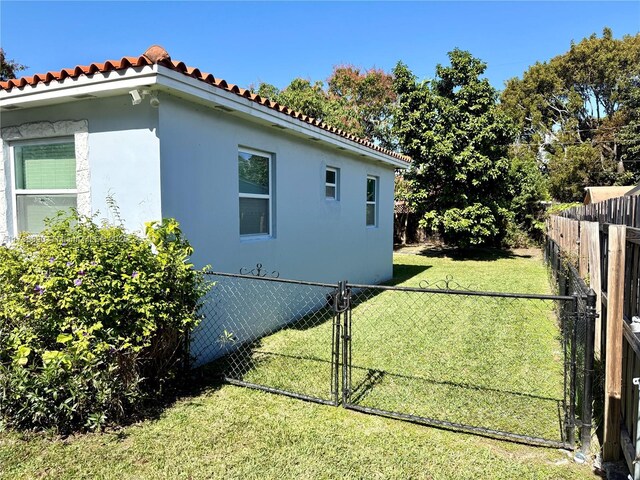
394;173;415;244
0;48;26;81
507;146;550;242
254;65;396;147
501;29;640;201
393;50;516;247
546;141;630;201
618;76;640;169
254;82;279;102
328;65;397;149
258;78;329;121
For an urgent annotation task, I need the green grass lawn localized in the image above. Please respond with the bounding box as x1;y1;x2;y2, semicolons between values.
0;249;596;479
236;247;568;443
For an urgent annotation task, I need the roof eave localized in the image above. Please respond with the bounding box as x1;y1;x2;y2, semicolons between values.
154;66;409;169
0;65;159;107
0;66;410;169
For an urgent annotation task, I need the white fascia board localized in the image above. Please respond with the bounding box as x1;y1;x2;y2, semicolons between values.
0;64;409;169
0;66;160;107
154;67;409;169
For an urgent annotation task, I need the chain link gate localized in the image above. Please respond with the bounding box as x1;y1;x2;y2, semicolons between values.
192;268;596;451
339;282;596;450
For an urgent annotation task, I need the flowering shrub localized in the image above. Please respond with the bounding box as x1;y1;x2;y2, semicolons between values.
0;213;209;433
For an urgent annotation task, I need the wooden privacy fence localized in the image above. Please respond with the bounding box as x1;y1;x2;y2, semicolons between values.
558;195;640;228
547;194;640;474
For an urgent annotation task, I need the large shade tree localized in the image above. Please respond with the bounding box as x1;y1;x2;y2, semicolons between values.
501;29;640;201
254;65;397;148
393;49;516;247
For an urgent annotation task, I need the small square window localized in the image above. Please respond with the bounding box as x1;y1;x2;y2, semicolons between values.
326;167;339;200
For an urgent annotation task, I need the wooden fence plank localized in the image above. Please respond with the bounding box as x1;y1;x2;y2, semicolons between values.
574;219;580;259
586;222;603;357
579;221;589;278
603;224;627;461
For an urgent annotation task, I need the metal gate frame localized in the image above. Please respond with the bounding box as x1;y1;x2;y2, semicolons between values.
335;282;597;451
208;271;596;451
203;271;343;406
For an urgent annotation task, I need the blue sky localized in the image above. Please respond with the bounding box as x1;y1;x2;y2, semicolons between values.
1;1;639;91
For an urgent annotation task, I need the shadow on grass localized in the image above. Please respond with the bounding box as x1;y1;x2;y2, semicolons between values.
106;362;227;441
218;349;332;380
348;365;566;443
350;365;563;404
350;368;386;403
200;347;567;444
208;349;337;403
410;247;533;262
387;263;432;286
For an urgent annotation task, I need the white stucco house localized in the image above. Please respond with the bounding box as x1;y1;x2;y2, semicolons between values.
0;45;409;286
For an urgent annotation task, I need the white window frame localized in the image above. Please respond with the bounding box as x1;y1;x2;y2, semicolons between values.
238;147;273;238
10;137;78;235
366;175;378;227
1;119;90;244
325;166;339;201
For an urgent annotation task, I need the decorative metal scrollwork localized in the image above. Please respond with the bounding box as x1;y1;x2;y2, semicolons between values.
419;274;476;292
240;263;280;278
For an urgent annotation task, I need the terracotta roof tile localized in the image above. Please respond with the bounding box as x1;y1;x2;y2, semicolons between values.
0;45;411;164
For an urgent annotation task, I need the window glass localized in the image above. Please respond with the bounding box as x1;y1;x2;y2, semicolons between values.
326;167;339;200
13;140;78;235
366;176;378;227
366;203;376;227
239;149;271;236
239;197;269;235
326;185;336;198
16;194;77;233
366;177;376;202
15;142;76;190
239;152;269;195
326;169;336;185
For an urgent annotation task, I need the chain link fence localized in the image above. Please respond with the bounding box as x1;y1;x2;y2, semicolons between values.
190;272;340;405
189;260;595;450
545;237;598;451
342;283;578;447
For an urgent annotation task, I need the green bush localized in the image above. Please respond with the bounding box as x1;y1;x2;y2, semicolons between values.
0;213;209;434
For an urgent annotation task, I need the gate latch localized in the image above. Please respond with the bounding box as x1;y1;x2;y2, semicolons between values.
329;282;351;313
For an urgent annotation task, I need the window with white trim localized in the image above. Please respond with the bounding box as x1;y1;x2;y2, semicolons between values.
366;176;378;227
325;167;339;200
12;138;77;234
238;149;272;236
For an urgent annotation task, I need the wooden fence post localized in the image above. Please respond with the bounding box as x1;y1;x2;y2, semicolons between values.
603;225;627;461
585;222;603;357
